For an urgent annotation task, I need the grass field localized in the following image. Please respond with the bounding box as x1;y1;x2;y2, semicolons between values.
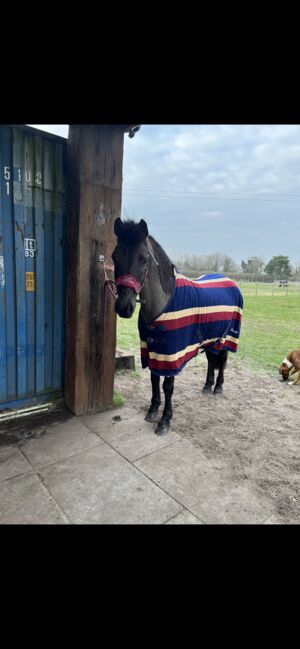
116;282;300;375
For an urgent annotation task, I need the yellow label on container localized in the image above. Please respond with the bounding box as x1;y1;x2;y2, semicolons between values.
26;272;35;291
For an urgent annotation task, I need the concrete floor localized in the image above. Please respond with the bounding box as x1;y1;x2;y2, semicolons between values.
0;402;280;524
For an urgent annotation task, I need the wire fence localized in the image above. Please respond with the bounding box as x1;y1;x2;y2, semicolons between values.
239;281;300;296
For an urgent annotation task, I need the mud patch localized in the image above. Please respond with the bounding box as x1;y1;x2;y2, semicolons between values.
115;355;300;524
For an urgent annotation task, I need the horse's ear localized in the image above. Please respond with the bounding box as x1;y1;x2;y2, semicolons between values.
139;219;148;237
114;218;123;237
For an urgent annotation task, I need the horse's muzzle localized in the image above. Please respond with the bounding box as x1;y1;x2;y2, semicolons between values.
115;288;136;318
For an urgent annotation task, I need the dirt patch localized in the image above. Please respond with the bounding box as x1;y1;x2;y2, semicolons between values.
115;356;300;524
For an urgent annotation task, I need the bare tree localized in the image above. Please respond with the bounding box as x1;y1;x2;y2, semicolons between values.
175;252;239;275
241;257;265;278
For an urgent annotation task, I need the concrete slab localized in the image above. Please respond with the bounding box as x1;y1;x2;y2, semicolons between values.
82;411;181;461
263;515;285;524
0;447;32;482
39;443;182;524
21;417;103;469
165;510;204;524
0;472;69;524
80;405;141;429
135;439;270;524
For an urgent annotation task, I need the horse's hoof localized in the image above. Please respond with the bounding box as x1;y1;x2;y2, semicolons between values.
155;420;170;435
213;386;223;395
202;386;212;394
145;408;159;422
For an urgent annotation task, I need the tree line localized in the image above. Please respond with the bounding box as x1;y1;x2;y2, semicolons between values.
174;254;300;281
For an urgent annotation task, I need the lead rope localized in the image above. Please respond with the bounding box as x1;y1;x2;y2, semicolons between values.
100;259;118;300
97;258;115;381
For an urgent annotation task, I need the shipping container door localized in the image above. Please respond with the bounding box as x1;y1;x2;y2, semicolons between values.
0;125;67;411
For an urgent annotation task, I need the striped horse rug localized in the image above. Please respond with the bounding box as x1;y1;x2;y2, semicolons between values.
138;272;243;377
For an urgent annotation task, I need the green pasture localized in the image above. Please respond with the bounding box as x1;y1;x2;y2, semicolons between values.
116;282;300;375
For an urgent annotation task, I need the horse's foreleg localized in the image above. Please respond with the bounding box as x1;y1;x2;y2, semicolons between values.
214;351;228;395
145;372;161;422
203;351;216;394
155;376;174;435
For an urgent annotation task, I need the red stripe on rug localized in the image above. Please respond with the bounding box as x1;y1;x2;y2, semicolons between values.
154;311;241;330
149;347;200;371
213;340;238;351
176;278;239;289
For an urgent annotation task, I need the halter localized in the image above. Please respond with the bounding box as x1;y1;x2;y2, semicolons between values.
116;271;148;294
102;237;159;302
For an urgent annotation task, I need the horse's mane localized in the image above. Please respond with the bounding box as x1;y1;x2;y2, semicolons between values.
149;236;176;295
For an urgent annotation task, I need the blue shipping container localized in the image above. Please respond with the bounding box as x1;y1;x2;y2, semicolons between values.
0;125;67;411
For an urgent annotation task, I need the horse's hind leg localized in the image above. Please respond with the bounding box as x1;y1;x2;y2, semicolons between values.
214;351;228;395
203;351;216;394
145;372;161;422
156;376;174;435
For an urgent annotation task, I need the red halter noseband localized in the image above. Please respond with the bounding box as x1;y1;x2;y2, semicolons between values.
115;271;148;294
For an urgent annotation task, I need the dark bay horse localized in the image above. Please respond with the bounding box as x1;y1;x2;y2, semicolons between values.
112;218;243;435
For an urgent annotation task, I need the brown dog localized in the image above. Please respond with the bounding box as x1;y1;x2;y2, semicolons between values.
279;350;300;384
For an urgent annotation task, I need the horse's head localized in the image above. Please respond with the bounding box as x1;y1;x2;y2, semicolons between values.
112;218;149;318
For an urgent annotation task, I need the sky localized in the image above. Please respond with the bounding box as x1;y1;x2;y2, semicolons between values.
28;124;300;267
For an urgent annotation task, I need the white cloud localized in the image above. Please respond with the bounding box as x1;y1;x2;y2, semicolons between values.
27;125;68;138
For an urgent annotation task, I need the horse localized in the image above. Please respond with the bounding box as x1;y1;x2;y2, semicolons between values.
112;218;243;435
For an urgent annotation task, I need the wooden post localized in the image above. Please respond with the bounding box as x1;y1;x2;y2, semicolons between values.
64;125;125;415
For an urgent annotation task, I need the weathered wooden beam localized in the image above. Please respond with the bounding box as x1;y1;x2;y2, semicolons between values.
64;125;125;415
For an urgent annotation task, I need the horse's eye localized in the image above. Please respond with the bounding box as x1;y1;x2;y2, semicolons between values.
138;256;147;265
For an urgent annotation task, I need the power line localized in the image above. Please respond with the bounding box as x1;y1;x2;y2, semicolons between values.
124;187;300;197
123;191;300;204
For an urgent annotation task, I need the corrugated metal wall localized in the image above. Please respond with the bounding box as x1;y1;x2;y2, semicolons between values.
0;125;67;410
